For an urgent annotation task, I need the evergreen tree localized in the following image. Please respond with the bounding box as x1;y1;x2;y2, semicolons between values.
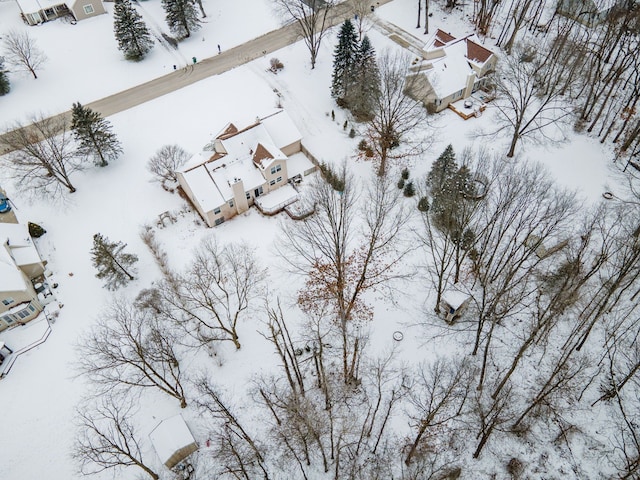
113;0;154;61
161;0;200;39
91;233;138;290
348;35;380;120
0;58;10;96
427;144;457;194
71;102;123;167
331;19;359;103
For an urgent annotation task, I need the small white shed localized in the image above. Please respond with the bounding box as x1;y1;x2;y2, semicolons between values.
149;414;198;469
440;289;471;323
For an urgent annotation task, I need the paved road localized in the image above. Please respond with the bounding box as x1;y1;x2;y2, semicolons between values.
0;0;394;154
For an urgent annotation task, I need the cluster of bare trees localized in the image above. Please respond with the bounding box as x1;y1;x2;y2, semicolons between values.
414;141;640;473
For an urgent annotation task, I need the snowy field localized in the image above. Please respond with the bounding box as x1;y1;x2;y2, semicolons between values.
0;0;622;479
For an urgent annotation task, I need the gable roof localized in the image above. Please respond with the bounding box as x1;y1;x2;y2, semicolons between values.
466;39;493;64
179;110;301;212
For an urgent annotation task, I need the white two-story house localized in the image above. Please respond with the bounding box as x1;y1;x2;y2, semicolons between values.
177;109;316;227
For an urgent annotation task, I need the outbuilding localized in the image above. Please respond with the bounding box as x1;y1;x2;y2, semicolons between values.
149;414;198;470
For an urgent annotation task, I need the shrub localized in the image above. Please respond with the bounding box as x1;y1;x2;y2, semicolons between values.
401;167;410;180
358;139;368;151
403;181;415;197
343;120;348;130
270;58;284;73
397;178;405;190
28;222;47;238
349;128;356;138
417;196;429;212
364;146;374;157
319;162;345;192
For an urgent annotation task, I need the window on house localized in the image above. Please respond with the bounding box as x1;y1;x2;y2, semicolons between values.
214;207;221;215
2;298;14;306
1;314;14;325
276;176;282;183
245;192;251;199
270;180;276;186
270;165;282;175
215;217;225;226
228;200;235;208
83;4;94;14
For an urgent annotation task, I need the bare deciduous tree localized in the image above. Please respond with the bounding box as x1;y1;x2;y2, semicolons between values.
195;376;270;479
147;144;190;190
366;50;429;176
273;0;336;69
493;42;573;157
155;237;266;350
470;159;578;391
72;395;159;480
3;30;47;79
405;357;471;465
76;299;188;408
1;114;82;196
279;168;411;383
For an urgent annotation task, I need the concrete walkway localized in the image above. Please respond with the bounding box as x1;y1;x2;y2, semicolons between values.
0;0;398;154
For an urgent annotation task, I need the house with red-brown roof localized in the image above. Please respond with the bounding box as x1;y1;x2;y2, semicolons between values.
176;110;317;227
406;29;497;113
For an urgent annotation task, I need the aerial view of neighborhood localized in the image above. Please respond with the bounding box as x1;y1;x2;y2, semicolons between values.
1;0;639;478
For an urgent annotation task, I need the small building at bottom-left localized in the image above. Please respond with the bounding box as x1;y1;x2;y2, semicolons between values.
0;221;52;332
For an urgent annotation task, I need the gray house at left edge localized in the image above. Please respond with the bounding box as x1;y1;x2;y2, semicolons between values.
15;0;105;25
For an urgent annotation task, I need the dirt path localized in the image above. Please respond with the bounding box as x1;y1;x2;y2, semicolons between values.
0;0;395;155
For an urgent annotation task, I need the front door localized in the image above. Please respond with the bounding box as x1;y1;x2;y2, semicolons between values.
254;186;263;197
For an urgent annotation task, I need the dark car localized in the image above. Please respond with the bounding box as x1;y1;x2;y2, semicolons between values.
0;192;11;213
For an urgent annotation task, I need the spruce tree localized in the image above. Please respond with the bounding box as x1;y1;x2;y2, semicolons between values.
71;102;123;167
427;144;458;194
113;0;154;61
162;0;200;39
331;19;359;103
91;233;138;290
0;58;10;96
348;35;380;120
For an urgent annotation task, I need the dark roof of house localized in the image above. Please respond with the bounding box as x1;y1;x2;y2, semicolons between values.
466;39;493;63
434;29;456;47
252;143;273;167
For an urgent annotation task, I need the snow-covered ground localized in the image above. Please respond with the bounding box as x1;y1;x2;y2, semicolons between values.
0;0;620;479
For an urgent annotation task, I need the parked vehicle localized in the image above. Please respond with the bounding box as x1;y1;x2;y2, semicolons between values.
0;192;11;213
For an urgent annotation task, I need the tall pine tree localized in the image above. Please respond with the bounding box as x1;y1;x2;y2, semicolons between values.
71;102;123;167
427;144;458;194
162;0;200;39
91;233;138;290
348;35;380;120
113;0;154;61
0;58;10;96
331;19;359;104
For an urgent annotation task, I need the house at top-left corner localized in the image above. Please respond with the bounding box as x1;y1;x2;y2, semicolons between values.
14;0;106;25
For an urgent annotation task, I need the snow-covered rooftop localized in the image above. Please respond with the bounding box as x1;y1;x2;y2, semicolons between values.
15;0;67;14
149;414;197;466
0;245;28;293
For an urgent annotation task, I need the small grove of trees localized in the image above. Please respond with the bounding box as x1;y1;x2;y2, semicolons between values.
147;144;190;190
113;0;154;61
331;19;380;120
2;30;46;79
161;0;201;39
71;102;123;167
90;233;138;290
273;0;336;69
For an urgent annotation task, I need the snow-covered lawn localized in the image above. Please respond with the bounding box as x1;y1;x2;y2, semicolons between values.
0;0;620;479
